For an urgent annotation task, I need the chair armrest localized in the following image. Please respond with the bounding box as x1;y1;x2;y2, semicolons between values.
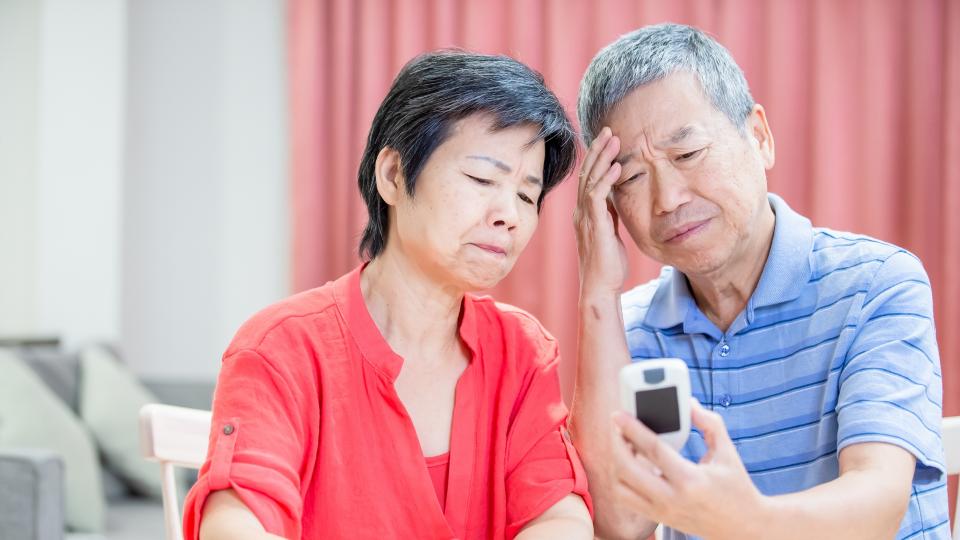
0;448;65;540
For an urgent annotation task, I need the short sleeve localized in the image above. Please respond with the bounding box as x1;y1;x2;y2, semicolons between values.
836;251;945;483
504;339;592;538
182;349;306;539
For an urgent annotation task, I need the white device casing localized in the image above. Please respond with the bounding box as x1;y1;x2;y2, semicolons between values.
618;358;691;450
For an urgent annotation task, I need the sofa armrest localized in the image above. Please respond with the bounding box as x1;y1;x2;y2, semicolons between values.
0;448;64;540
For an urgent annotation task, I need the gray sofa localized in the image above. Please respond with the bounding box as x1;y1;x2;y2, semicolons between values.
0;340;214;540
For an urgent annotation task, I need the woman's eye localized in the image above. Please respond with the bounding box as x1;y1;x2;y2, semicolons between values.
676;149;703;162
466;174;493;185
518;192;535;205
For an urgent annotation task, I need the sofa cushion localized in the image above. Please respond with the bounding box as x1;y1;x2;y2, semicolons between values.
11;345;81;412
79;345;163;499
0;350;106;533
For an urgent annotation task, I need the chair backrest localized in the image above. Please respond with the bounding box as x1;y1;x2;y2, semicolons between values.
943;416;960;540
140;403;212;540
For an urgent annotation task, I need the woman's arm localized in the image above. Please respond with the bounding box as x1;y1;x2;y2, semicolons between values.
514;494;593;539
199;489;288;540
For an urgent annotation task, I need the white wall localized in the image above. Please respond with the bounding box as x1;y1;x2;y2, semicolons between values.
0;0;41;336
122;0;290;380
0;0;290;382
0;0;125;344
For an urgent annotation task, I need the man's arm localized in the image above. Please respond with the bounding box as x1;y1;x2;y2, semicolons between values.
612;402;915;540
515;494;593;539
199;489;287;540
569;126;658;539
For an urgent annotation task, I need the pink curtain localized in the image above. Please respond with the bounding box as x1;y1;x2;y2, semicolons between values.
288;0;960;421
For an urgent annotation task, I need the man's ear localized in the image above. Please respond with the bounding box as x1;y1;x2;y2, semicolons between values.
746;104;775;169
375;147;405;206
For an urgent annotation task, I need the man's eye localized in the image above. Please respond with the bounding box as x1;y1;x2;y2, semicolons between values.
676;149;703;162
616;173;644;189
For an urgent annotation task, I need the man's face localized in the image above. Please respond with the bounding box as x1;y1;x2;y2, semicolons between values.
605;71;774;278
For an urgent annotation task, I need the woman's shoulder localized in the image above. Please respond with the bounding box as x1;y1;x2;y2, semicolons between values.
225;278;343;357
466;294;559;368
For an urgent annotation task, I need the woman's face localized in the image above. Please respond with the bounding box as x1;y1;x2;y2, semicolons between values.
384;114;546;291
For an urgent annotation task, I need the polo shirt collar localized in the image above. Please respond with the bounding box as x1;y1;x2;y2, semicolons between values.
334;264;479;382
643;193;813;330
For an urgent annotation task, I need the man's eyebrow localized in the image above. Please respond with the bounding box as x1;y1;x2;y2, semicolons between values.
467;155;542;186
663;125;696;145
614;152;635;166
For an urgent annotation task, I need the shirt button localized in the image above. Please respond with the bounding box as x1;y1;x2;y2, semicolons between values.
223;424;235;436
719;343;731;357
719;394;732;407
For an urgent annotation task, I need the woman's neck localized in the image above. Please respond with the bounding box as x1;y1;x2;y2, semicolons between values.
359;250;464;364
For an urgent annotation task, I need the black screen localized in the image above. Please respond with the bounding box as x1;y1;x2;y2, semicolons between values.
634;386;680;433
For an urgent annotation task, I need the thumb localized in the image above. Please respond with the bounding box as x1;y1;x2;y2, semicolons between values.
690;398;737;464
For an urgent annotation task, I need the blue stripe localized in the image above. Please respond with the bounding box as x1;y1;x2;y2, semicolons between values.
839;366;942;406
901;340;943;375
901;518;949;540
810;257;886;283
728;365;841;407
836;399;941;438
866;312;932;323
686;329;851;372
747;448;836;474
862;279;930;308
741;289;864;336
731;412;836;442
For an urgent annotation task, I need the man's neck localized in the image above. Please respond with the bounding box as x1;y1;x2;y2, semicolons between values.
686;204;776;333
359;250;464;365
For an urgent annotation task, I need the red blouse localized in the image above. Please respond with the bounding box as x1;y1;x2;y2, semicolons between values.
182;265;591;539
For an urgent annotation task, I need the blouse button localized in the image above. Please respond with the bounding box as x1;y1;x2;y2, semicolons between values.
223;424;235;436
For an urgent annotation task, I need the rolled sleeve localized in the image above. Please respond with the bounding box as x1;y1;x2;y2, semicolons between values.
182;349;306;539
836;251;945;483
504;342;592;538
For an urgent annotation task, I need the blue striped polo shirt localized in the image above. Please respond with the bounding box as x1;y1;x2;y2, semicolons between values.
622;194;949;539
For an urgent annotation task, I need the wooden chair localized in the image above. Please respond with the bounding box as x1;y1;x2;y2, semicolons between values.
139;403;212;540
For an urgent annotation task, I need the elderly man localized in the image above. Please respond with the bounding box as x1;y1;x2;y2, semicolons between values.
570;23;949;540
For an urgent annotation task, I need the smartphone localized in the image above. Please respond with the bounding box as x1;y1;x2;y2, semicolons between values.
618;358;691;450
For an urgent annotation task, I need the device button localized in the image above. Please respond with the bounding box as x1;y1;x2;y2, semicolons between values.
719;394;732;407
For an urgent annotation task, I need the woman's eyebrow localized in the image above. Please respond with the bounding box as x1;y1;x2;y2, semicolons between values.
467;155;541;186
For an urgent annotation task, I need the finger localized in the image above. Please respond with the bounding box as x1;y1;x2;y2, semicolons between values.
577;127;612;198
583;135;621;194
690;399;737;464
606;199;621;237
613;411;696;484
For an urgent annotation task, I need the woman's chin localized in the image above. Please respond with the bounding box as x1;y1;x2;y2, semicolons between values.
457;265;512;292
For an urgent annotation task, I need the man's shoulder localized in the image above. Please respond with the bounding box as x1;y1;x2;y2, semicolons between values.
809;228;928;290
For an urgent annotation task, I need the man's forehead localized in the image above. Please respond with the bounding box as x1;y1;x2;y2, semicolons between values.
613;123;707;164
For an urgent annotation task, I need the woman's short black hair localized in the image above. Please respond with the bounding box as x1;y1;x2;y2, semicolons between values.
357;50;577;260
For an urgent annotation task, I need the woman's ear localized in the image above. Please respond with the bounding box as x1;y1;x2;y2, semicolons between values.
374;147;405;206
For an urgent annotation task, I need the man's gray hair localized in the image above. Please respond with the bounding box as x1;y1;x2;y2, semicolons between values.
577;23;755;144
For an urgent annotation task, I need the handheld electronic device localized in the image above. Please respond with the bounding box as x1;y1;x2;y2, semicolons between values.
618;358;691;450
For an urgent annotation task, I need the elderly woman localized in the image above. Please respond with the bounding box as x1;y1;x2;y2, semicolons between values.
182;51;592;539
